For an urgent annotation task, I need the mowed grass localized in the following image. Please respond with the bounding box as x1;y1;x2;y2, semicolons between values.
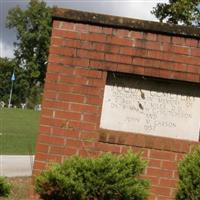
0;108;39;155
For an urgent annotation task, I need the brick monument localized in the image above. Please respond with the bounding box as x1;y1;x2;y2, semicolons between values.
33;8;200;200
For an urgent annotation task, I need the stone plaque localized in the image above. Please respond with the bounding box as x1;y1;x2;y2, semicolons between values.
100;74;200;141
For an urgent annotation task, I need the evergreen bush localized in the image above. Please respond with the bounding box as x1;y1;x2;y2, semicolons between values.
35;151;149;200
0;177;11;197
176;146;200;200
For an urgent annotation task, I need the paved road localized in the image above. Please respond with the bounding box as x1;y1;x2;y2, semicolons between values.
0;155;34;177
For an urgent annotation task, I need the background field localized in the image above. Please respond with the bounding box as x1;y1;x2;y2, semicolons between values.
0;108;39;155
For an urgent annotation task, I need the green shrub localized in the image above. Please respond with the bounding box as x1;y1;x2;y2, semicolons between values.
176;146;200;200
0;177;11;197
35;151;149;200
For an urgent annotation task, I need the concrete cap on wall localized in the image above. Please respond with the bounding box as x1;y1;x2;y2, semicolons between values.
53;7;200;39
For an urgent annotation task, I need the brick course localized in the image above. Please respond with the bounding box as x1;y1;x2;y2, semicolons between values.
32;8;200;200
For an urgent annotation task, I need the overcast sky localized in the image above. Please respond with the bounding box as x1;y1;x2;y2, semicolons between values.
0;0;168;58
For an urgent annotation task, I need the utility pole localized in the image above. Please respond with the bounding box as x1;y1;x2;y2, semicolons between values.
8;72;15;108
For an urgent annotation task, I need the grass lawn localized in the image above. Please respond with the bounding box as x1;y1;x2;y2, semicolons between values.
0;108;39;155
0;177;31;200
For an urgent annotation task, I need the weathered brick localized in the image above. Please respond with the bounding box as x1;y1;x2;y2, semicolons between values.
39;126;51;135
159;178;177;188
86;96;102;105
50;146;65;155
147;168;173;178
83;113;98;123
52;29;79;39
150;150;176;161
68;121;96;131
63;147;78;156
186;73;199;82
38;134;65;146
105;53;132;64
151;186;171;196
187;65;200;73
48;54;73;65
41;108;54;118
43;100;69;110
80;32;106;43
74;68;103;79
40;117;67;128
107;35;133;46
131;31;143;39
75;23;89;33
61;21;75;30
57;93;85;103
95;142;121;153
44;91;57;100
45;82;73;92
77;49;104;60
119;46;134;55
149;159;162;168
89;25;103;33
59;75;87;85
49;46;76;57
72;85;102;96
36;144;49;153
141;175;159;185
70;103;98;114
55;111;81;120
80;131;98;140
144;33;157;41
47;64;74;74
162;161;177;170
33;161;47;170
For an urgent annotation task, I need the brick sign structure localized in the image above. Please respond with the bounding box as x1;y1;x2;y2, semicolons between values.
33;8;200;200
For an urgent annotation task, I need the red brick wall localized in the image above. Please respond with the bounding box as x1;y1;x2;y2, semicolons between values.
33;19;200;200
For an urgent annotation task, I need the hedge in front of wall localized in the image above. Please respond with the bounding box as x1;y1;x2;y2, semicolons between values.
176;146;200;200
35;151;149;200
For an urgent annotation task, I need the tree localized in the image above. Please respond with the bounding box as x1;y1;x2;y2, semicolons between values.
152;0;200;26
6;0;52;87
0;57;29;106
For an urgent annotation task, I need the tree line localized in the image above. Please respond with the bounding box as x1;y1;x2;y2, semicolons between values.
1;0;199;108
0;0;52;108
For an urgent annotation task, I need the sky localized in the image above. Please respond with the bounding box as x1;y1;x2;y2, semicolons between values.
0;0;168;58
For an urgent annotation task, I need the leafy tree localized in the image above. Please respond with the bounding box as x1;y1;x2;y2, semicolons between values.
27;85;43;108
0;57;29;106
6;0;52;87
152;0;200;26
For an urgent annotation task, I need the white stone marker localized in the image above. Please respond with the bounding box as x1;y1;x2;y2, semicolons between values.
100;75;200;141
